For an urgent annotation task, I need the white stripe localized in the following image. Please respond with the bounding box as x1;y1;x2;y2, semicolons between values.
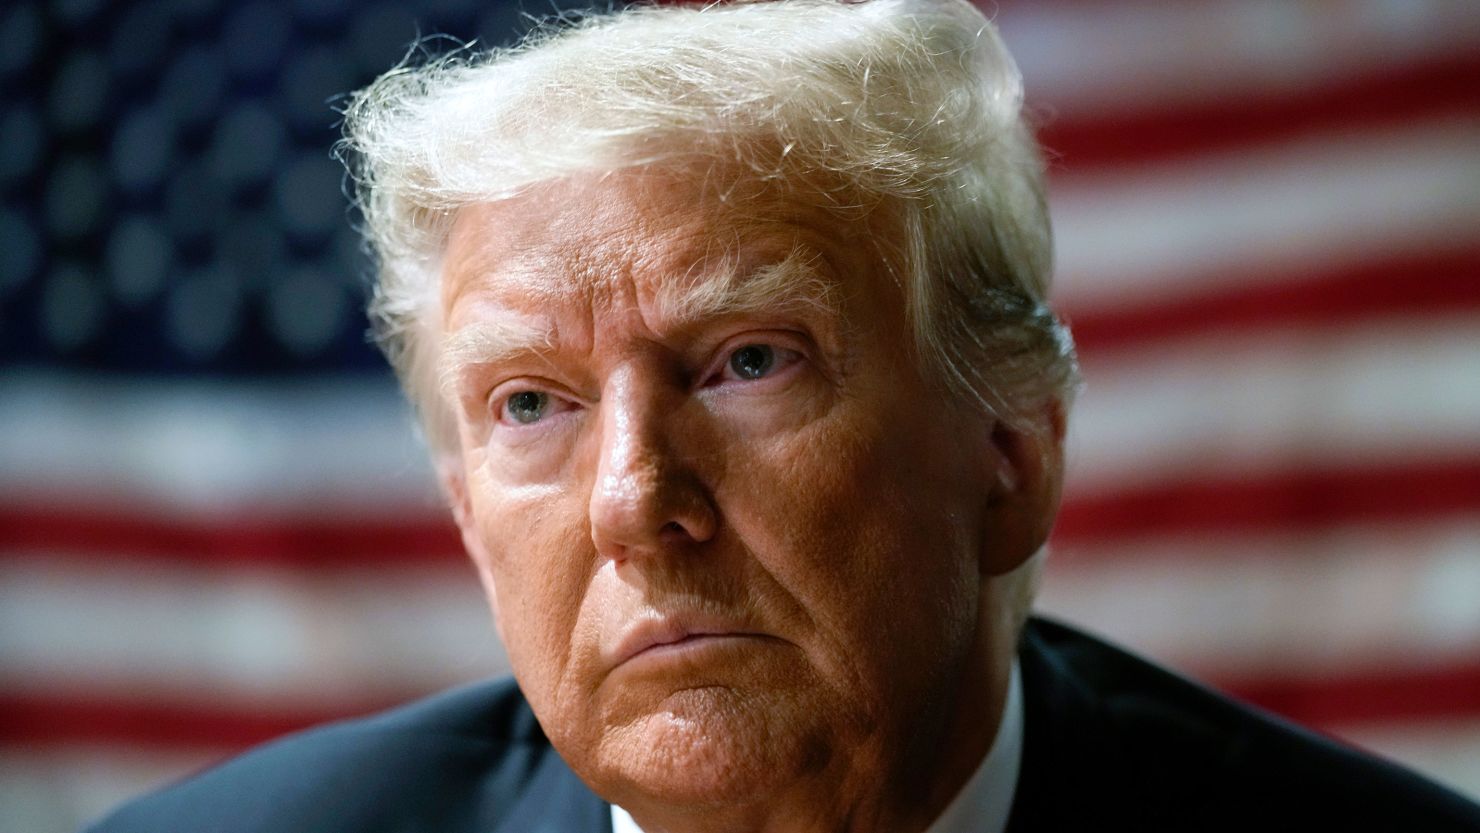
0;369;440;517
998;0;1480;117
1337;717;1480;802
0;746;225;833
1067;314;1480;494
1049;119;1480;311
0;556;505;707
3;517;1477;715
1038;517;1480;679
5;316;1478;515
3;528;1479;825
8;314;1480;510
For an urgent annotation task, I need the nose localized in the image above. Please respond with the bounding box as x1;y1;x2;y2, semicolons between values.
589;376;718;561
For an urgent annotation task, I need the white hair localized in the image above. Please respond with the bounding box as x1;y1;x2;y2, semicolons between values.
338;0;1077;625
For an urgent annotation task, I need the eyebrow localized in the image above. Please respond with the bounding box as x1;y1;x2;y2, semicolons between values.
438;245;841;401
438;314;557;404
654;245;840;330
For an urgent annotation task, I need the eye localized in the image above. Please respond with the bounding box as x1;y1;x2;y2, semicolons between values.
501;390;553;425
727;344;777;380
487;383;581;433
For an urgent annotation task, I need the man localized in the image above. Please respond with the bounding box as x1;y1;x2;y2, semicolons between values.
88;0;1480;831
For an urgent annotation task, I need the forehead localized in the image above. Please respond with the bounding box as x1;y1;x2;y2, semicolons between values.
439;166;883;336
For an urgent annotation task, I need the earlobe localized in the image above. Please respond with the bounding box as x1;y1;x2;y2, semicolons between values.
979;404;1065;577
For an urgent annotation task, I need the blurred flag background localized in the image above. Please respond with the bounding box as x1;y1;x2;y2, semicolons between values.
2;0;1478;830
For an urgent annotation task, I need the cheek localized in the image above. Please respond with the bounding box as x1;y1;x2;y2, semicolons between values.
726;405;982;685
470;476;595;703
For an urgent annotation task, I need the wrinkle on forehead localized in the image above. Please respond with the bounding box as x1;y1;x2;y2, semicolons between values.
438;242;842;398
437;166;867;397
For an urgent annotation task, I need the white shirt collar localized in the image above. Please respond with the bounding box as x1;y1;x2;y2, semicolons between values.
611;661;1024;833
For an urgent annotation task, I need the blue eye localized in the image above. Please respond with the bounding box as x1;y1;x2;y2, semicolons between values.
505;391;548;424
728;345;775;380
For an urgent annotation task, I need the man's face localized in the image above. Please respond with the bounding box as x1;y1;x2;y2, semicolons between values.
438;167;1029;817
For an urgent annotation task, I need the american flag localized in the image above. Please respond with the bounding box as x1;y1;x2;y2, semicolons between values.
2;1;1478;830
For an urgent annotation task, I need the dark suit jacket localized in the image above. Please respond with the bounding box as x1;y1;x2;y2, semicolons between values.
86;617;1480;832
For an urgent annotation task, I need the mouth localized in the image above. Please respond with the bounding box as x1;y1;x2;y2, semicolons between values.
609;614;777;671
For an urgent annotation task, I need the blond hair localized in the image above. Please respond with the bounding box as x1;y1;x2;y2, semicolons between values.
339;0;1077;461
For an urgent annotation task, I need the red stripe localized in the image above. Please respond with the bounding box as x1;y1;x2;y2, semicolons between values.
1219;660;1480;730
3;457;1477;567
1035;52;1480;169
1063;247;1480;357
0;692;400;750
1053;457;1480;547
0;503;464;567
7;658;1479;751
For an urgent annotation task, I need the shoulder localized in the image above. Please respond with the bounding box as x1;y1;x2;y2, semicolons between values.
84;677;559;833
1015;617;1480;832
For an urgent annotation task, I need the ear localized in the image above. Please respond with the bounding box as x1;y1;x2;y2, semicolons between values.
440;457;507;643
979;400;1066;577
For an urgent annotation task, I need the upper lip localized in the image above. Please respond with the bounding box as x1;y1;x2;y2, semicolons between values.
608;611;767;668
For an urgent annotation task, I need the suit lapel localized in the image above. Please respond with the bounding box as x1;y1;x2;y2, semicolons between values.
1004;618;1114;833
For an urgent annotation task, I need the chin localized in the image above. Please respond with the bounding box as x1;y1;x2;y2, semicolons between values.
584;686;828;808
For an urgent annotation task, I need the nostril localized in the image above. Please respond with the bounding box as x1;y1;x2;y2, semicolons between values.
658;518;713;545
